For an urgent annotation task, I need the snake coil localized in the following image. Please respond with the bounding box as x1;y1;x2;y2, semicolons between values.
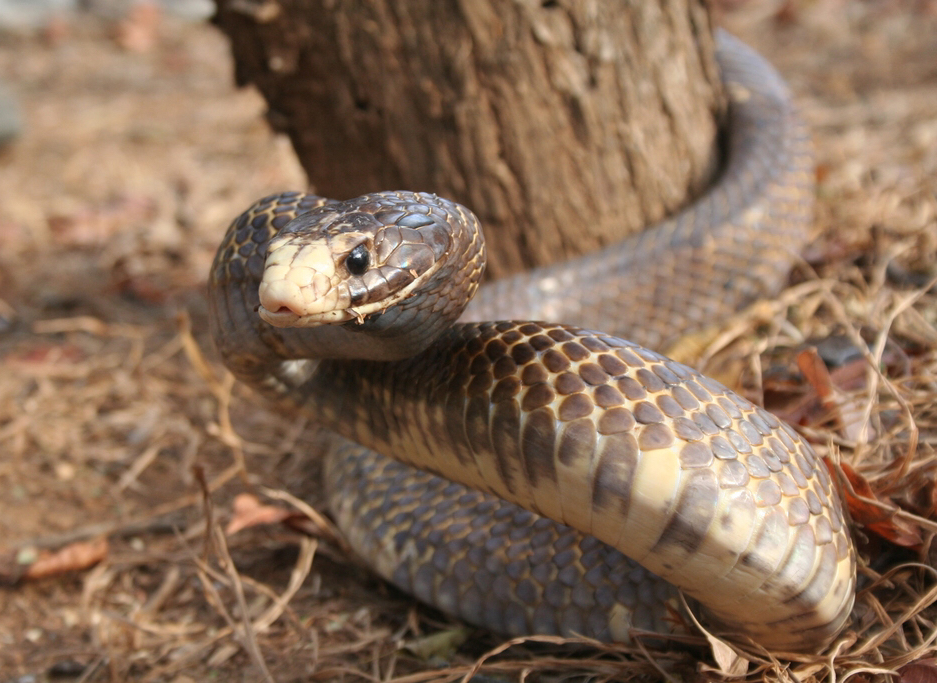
209;32;855;652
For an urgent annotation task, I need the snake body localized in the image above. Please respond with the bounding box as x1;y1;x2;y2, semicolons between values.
208;32;855;652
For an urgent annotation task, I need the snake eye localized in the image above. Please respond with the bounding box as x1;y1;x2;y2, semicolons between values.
345;244;370;275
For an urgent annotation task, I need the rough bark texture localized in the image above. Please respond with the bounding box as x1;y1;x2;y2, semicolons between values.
212;0;723;279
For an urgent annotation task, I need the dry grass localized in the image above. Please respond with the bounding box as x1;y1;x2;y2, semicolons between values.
1;2;936;681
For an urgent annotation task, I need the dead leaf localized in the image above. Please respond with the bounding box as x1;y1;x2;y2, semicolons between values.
899;658;937;683
678;593;750;676
797;347;835;399
23;537;108;580
701;630;749;677
833;461;923;549
796;347;868;442
225;493;291;535
764;343;868;434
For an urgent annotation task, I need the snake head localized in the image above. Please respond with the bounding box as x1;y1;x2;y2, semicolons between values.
258;193;466;328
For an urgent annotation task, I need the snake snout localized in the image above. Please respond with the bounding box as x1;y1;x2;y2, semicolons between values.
257;240;351;326
258;278;306;318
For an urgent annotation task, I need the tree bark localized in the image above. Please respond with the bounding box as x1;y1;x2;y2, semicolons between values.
212;0;724;280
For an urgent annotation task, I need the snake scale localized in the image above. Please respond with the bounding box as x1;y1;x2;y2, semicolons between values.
208;32;855;652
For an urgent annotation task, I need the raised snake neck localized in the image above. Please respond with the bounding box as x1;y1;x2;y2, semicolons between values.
208;32;855;652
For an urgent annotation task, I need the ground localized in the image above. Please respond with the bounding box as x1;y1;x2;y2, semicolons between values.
0;2;936;682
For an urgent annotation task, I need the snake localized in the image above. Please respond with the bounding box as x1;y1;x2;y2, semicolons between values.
207;32;856;653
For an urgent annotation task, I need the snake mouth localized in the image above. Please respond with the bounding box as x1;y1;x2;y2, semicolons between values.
257;254;360;327
258;283;422;326
258;304;356;327
257;306;298;326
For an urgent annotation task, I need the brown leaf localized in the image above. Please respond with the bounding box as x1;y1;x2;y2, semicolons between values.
796;348;868;441
797;347;835;401
899;658;937;683
833;461;923;549
765;343;868;434
23;537;108;580
225;493;291;535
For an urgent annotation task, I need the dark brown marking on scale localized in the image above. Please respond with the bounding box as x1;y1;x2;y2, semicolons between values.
741;508;790;575
491;400;523;493
520;408;558;488
558;419;598;467
651;468;719;560
763;524;817;600
592;433;640;517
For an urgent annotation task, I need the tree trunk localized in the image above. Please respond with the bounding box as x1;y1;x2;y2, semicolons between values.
212;0;723;280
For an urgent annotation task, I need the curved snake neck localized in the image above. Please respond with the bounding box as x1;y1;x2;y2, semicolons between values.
208;32;855;653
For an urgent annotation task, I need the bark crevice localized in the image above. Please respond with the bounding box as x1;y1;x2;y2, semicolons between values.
213;0;723;278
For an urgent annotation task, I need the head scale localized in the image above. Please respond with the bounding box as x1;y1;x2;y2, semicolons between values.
257;192;476;331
